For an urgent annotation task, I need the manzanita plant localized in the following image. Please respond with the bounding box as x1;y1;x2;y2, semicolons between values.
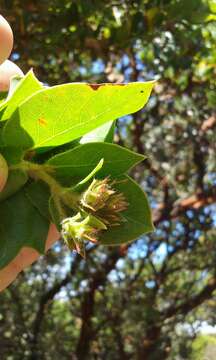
0;70;155;266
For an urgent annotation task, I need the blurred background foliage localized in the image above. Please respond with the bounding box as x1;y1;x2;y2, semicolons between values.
0;0;216;359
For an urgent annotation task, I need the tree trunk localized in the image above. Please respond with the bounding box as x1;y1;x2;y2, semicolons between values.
136;326;169;360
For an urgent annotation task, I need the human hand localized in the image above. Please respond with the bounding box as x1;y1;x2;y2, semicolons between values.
0;15;60;292
0;15;23;90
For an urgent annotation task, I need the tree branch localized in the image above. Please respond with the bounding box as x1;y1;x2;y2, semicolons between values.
162;276;216;319
29;253;83;360
153;186;216;225
75;248;123;360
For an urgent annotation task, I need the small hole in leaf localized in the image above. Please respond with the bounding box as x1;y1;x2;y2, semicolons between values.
140;90;144;93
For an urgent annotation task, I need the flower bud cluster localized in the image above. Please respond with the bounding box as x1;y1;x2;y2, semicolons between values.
61;177;128;256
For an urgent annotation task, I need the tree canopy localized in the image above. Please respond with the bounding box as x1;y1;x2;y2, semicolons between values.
0;1;216;359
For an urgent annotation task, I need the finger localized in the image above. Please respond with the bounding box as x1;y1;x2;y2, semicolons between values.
0;59;23;92
0;15;13;65
0;223;60;292
0;153;8;192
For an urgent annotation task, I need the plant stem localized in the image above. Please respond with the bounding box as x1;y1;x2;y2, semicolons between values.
10;161;80;212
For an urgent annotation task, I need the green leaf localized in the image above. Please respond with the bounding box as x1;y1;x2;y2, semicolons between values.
100;175;154;245
80;121;115;144
0;70;43;122
3;81;155;149
0;146;24;165
25;181;51;220
47;142;145;182
0;188;49;269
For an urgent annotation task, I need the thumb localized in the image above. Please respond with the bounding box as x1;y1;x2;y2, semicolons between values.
0;59;24;92
0;153;8;193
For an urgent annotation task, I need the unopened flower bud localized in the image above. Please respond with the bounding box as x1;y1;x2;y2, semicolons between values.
81;178;128;226
98;192;128;226
61;212;106;256
81;178;115;211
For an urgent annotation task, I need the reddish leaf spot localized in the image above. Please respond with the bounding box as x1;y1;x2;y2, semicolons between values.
43;94;49;101
89;83;126;91
38;118;47;126
89;84;103;90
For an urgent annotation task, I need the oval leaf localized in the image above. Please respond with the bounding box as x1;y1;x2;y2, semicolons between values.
3;81;155;149
47;142;145;182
